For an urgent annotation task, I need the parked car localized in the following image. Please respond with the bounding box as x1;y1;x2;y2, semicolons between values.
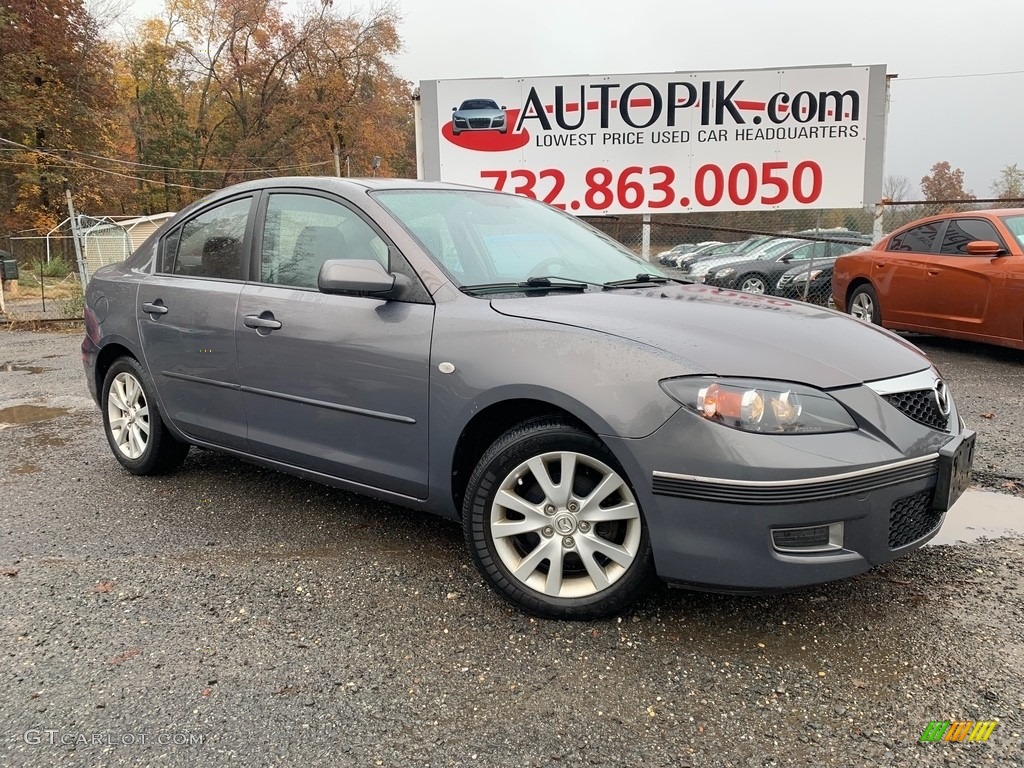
656;242;712;266
678;237;802;282
82;177;975;619
451;99;508;135
673;235;771;270
778;246;871;306
833;210;1024;349
703;239;866;294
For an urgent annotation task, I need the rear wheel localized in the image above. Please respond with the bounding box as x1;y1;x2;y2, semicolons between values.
463;419;655;619
848;284;881;324
102;357;189;475
738;274;768;294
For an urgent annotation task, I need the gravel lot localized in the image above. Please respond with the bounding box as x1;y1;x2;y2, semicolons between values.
1;328;1023;767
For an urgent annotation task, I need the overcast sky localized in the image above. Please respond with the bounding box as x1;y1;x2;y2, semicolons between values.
126;0;1023;199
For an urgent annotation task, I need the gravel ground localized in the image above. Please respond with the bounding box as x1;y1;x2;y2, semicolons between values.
1;329;1023;767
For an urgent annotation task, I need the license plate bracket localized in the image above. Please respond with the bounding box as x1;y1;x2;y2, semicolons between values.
933;430;976;512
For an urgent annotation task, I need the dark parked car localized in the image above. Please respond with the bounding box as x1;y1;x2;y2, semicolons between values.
451;99;508;135
703;239;866;294
82;178;975;619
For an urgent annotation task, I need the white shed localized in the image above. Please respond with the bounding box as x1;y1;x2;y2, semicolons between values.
81;212;176;282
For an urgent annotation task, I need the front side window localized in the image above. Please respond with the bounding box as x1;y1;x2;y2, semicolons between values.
1001;215;1024;250
888;222;942;253
939;218;1005;255
166;197;251;279
260;194;388;289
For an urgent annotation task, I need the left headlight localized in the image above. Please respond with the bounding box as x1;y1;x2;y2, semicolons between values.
714;267;736;278
660;377;858;434
792;268;824;284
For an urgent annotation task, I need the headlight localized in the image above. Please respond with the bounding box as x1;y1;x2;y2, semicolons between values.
714;267;735;278
659;377;858;434
792;269;824;284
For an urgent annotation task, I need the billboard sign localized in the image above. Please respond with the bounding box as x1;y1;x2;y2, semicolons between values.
418;65;887;215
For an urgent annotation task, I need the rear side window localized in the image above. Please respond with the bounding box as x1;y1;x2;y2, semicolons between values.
163;198;252;279
938;218;1004;255
888;222;942;253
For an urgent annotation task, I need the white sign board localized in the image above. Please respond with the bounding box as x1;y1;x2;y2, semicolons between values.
418;65;887;215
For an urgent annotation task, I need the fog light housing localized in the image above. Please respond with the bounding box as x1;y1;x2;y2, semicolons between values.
772;522;844;553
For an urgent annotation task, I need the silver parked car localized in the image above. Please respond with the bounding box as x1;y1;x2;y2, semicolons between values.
451;98;508;135
82;178;975;619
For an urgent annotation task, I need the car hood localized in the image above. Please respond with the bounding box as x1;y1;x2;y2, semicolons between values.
489;284;929;389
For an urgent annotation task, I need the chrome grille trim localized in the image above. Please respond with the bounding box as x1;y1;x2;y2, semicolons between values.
652;454;938;505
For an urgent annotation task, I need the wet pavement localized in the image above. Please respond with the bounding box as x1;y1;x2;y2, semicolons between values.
1;330;1023;768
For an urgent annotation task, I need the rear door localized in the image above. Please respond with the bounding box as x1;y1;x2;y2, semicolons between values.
873;220;945;325
235;191;435;499
137;195;254;450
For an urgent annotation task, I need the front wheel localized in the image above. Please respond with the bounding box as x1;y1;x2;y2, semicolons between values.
848;284;881;324
102;357;189;475
463;419;655;619
738;274;768;294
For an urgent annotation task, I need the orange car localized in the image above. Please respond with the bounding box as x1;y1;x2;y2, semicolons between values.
833;209;1024;349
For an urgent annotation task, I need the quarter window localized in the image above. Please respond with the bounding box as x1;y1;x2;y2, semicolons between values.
938;218;1004;255
261;194;388;289
166;197;251;279
888;222;942;253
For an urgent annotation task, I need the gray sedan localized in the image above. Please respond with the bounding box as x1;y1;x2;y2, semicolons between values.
82;178;975;619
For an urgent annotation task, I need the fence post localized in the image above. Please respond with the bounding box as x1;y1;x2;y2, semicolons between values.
66;188;88;293
641;213;651;261
873;201;886;242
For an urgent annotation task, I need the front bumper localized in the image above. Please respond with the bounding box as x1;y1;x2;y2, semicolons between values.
602;382;972;591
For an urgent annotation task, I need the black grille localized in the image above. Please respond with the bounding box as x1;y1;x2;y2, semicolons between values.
468;118;492;128
889;490;941;548
883;389;949;431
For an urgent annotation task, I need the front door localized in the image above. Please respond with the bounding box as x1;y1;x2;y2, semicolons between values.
235;192;434;499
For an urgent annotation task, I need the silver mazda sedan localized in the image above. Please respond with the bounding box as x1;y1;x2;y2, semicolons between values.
82;178;975;619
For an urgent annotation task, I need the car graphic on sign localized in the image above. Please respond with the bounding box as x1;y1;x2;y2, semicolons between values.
451;98;508;135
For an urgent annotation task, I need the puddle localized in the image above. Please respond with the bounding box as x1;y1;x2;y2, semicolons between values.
0;404;70;428
11;464;41;475
0;362;49;374
929;489;1024;545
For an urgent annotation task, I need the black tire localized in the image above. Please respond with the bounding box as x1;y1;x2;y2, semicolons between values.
848;284;881;325
738;273;769;294
463;418;655;620
101;357;189;475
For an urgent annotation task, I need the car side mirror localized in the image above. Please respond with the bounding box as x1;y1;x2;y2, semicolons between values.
965;240;1004;257
780;254;793;263
452;106;457;111
501;105;507;110
318;259;396;296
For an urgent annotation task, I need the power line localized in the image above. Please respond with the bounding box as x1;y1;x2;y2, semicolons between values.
0;137;217;191
0;143;330;177
899;69;1024;82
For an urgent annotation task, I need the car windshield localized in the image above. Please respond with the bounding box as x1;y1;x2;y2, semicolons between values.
459;100;499;110
372;189;668;288
1001;215;1024;250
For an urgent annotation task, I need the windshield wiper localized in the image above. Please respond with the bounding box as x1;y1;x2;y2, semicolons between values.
603;273;671;288
459;278;590;296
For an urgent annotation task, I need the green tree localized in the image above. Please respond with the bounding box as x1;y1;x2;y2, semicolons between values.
991;163;1024;201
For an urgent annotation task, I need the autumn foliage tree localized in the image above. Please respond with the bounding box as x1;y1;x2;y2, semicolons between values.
0;0;119;231
920;161;975;203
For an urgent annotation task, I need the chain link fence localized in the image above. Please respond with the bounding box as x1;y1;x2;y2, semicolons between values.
0;216;134;324
585;197;1024;308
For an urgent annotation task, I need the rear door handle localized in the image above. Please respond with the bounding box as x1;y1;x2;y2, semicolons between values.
927;270;940;276
243;313;282;331
142;301;168;315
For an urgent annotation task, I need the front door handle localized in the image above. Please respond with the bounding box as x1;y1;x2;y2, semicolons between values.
927;269;940;276
243;313;283;331
142;301;168;315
